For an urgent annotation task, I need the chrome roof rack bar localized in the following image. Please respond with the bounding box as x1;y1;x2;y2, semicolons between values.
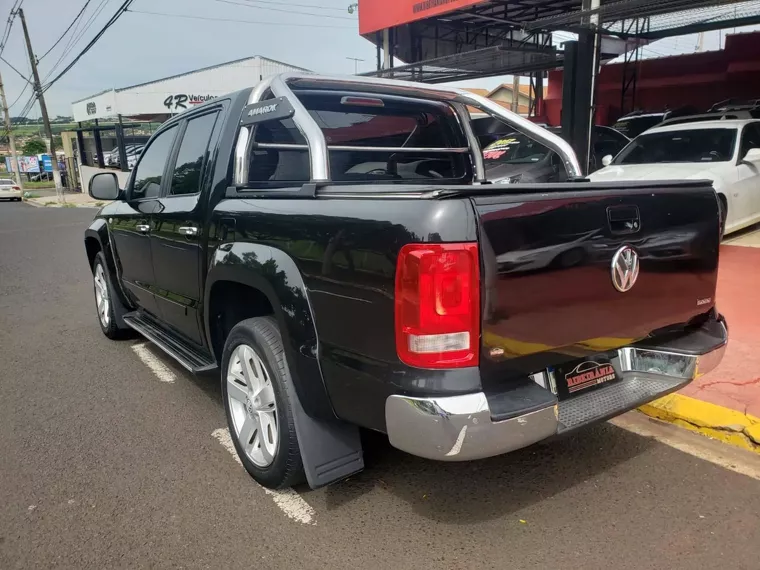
237;73;583;186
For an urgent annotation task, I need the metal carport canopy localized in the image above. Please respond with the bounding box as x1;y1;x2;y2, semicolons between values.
359;0;760;39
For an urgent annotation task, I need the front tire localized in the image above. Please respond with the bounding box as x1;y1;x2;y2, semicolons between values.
221;317;304;489
92;252;130;339
718;195;727;239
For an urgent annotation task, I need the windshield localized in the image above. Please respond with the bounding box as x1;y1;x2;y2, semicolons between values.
612;115;665;138
482;134;550;166
614;128;737;164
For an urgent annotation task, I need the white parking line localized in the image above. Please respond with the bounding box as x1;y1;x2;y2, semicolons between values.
211;428;316;525
131;343;177;383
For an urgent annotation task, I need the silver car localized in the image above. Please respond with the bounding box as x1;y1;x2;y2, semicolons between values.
0;178;21;201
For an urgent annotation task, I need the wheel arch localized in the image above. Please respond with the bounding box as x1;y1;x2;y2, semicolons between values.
84;220;108;269
205;242;335;420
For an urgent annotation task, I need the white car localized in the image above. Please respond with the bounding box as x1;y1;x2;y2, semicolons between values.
0;178;21;201
589;118;760;235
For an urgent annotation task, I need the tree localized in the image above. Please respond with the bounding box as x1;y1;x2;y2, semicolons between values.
22;139;46;155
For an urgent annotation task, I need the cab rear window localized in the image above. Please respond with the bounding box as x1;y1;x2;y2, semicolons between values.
247;91;472;187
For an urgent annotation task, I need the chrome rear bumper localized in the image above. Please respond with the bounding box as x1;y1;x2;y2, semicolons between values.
385;317;727;461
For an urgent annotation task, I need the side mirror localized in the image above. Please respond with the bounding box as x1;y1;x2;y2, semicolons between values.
89;172;120;200
742;147;760;163
601;154;613;167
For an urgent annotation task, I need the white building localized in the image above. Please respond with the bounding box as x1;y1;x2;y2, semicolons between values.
72;55;309;122
70;55;309;191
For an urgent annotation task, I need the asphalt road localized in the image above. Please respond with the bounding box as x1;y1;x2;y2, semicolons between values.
2;203;760;569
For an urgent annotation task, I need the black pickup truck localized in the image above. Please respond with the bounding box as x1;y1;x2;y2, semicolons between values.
84;73;728;490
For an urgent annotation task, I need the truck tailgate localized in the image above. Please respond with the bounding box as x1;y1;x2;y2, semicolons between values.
473;182;720;389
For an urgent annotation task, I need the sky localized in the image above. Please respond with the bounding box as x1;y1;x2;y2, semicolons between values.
0;0;757;118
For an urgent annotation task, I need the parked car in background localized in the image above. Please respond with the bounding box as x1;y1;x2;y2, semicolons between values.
589;116;760;235
106;145;143;167
126;147;143;170
478;124;629;183
113;145;144;169
0;178;21;201
612;107;698;138
30;171;53;182
104;148;120;166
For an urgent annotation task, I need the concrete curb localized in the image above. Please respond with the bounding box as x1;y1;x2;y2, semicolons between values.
639;393;760;454
24;199;100;209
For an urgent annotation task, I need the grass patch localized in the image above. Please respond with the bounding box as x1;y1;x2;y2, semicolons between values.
23;181;56;189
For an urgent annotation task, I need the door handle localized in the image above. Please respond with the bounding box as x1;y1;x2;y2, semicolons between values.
136;224;151;234
179;226;198;236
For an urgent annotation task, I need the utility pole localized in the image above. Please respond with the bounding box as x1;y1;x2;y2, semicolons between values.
511;75;520;113
19;8;63;202
346;57;364;75
0;68;24;192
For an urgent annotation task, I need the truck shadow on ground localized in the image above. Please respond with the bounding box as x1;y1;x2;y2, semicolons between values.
322;422;656;524
159;349;656;525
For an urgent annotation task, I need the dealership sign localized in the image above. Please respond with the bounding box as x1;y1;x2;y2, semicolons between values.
163;94;216;111
358;0;484;34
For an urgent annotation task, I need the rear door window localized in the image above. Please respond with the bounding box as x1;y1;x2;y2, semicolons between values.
169;112;219;196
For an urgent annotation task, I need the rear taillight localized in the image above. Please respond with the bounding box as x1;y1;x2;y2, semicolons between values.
12;186;20;190
395;243;480;369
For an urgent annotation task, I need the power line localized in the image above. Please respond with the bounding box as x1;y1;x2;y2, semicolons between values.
38;0;93;61
42;0;111;83
125;8;355;29
0;0;24;56
230;0;350;11
0;54;32;83
215;0;356;20
18;89;36;118
7;79;30;110
42;0;134;91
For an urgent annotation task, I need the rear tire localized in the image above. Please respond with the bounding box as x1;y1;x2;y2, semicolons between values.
221;317;305;489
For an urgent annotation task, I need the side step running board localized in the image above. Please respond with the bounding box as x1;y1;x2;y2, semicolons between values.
123;312;218;374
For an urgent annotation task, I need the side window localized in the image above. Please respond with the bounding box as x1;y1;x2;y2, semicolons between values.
170;112;219;196
740;124;760;157
131;126;177;199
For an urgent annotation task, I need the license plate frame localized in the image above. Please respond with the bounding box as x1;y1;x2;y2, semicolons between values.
552;356;620;400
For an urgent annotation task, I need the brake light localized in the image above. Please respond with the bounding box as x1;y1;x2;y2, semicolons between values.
12;186;20;190
395;243;480;369
340;96;385;107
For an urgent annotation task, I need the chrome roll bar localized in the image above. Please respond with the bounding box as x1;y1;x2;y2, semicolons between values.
235;73;583;186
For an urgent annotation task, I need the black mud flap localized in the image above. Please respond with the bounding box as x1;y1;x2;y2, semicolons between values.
289;390;364;489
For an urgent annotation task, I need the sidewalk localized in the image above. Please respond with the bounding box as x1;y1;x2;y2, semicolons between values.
640;228;760;453
25;191;102;208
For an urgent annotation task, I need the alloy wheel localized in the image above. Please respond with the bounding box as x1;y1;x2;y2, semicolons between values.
227;344;278;467
94;264;110;328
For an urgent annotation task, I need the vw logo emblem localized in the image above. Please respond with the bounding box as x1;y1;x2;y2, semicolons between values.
611;246;639;292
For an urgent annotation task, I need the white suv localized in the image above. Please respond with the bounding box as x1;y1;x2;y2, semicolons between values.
589;118;760;235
